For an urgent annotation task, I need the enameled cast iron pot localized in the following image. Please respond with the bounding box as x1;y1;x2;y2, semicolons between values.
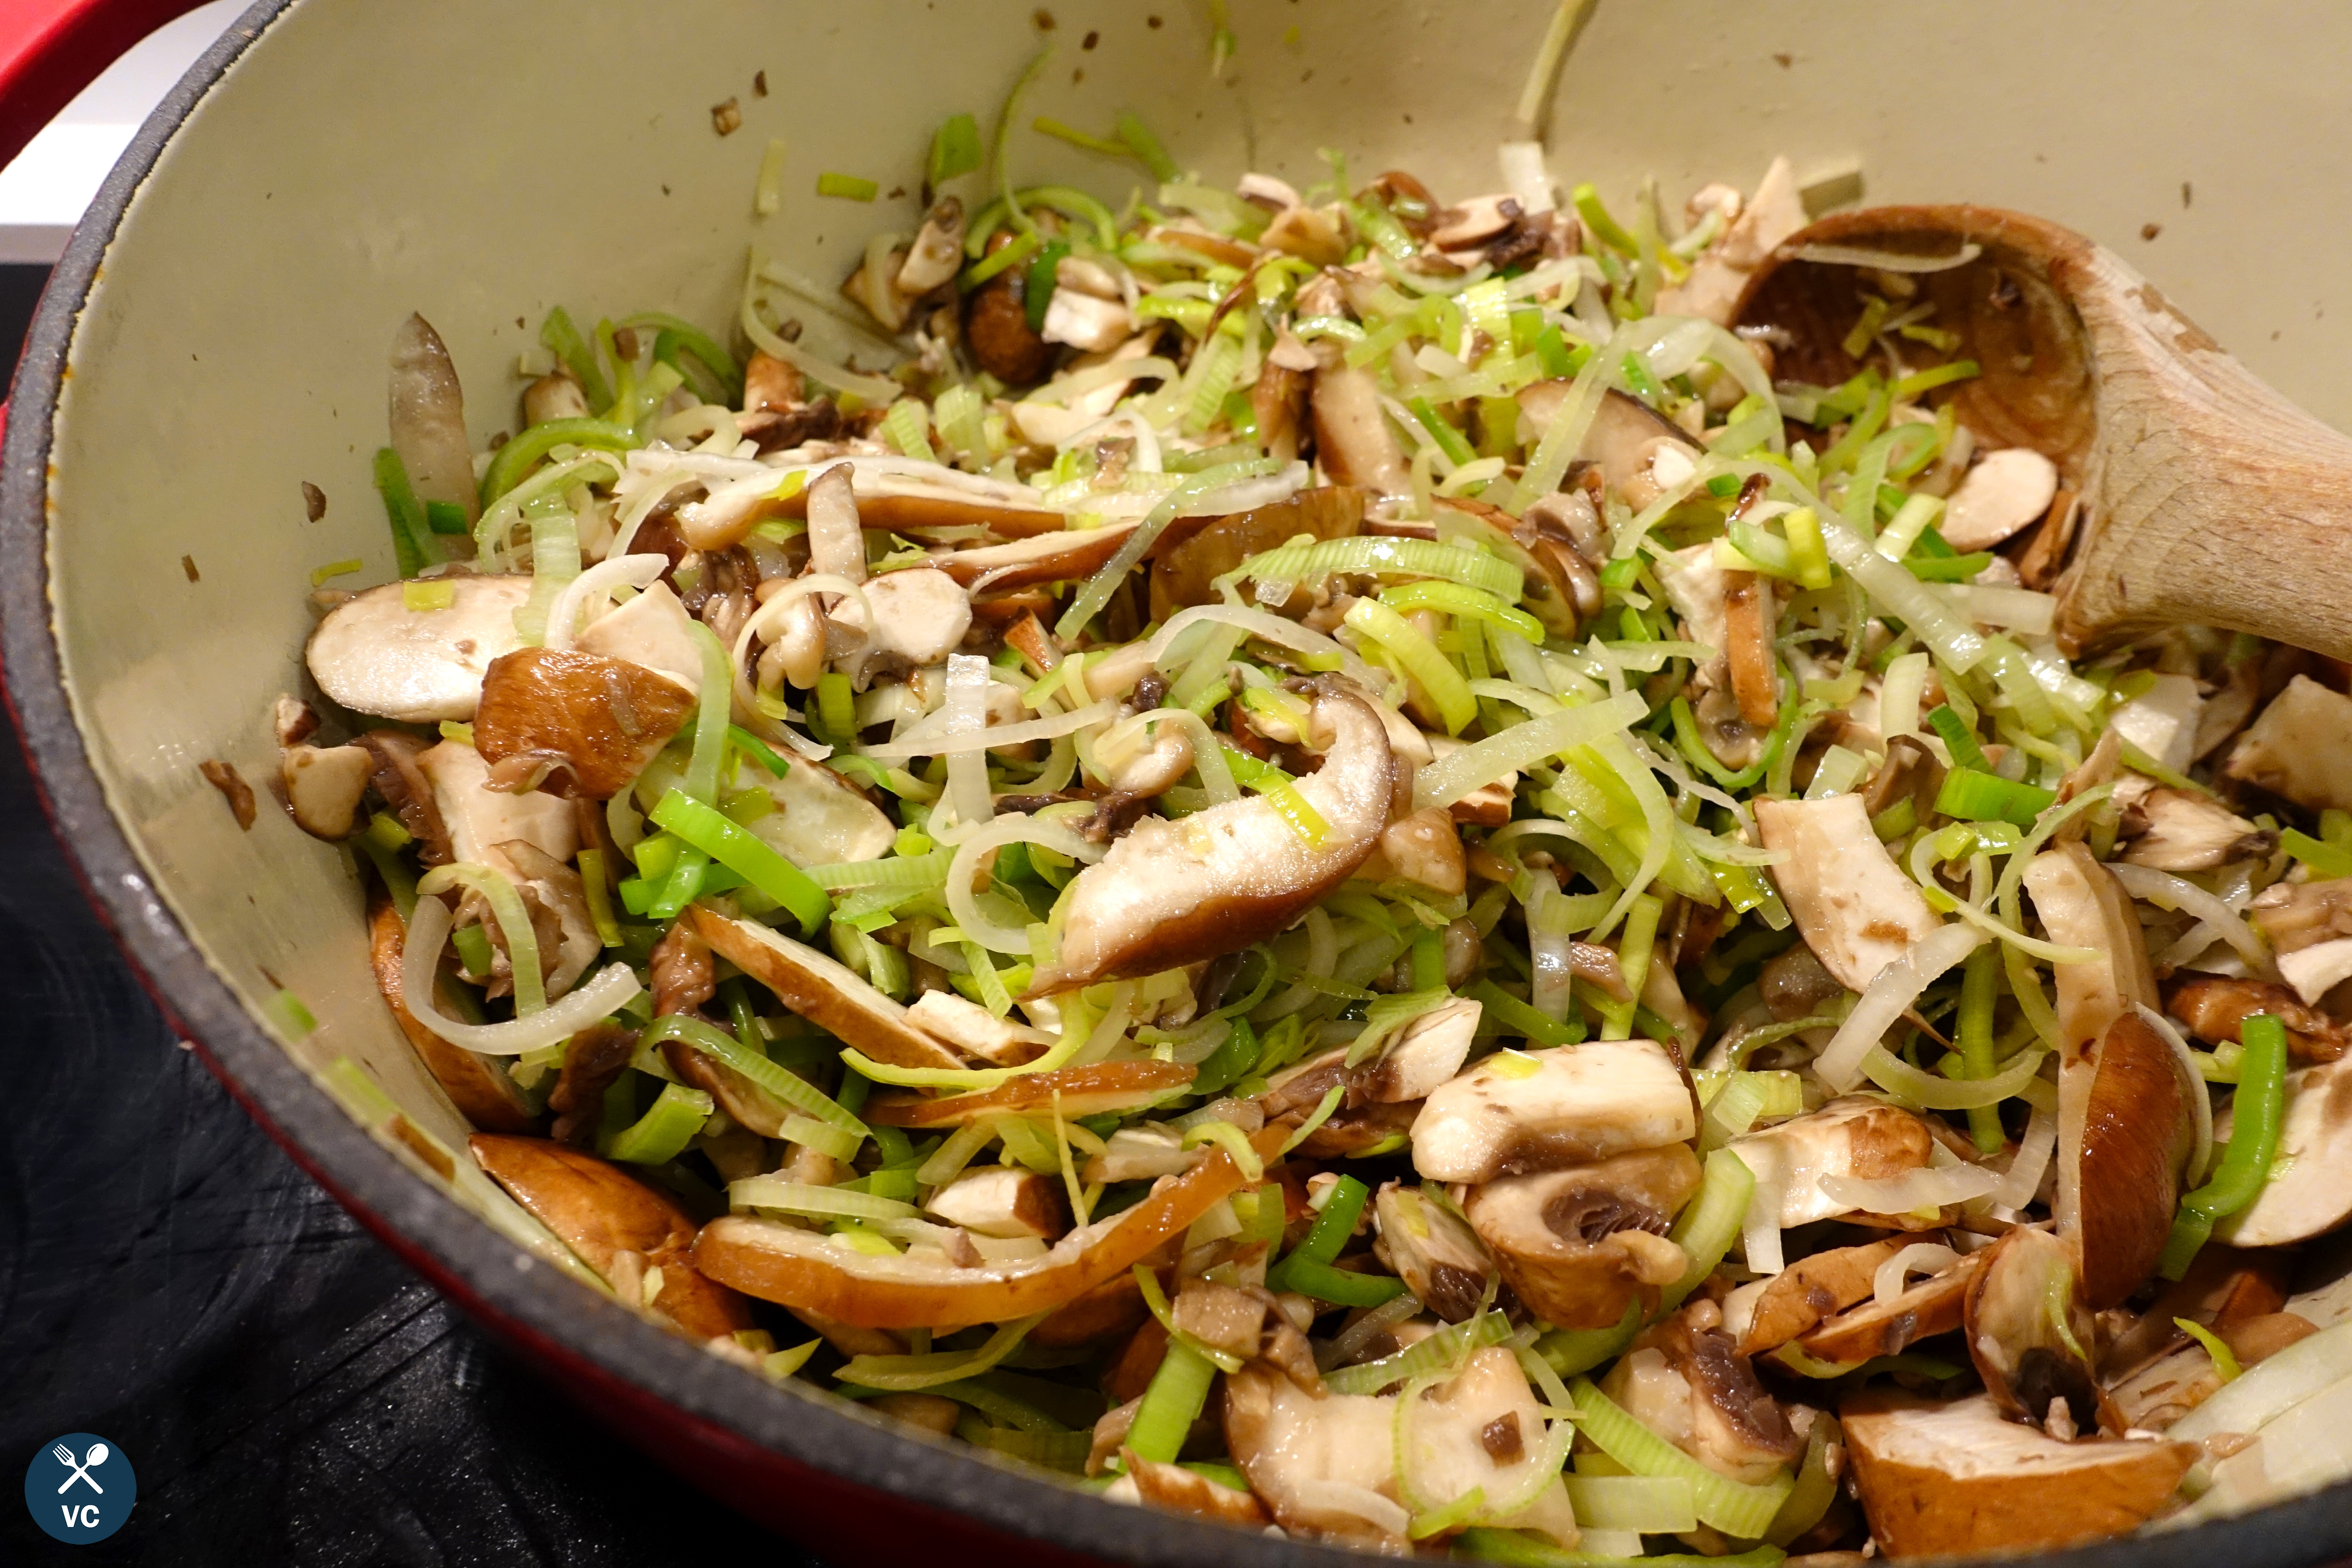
7;1;2352;1561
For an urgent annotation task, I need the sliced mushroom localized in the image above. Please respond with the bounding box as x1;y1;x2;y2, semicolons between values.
903;989;1053;1066
1798;1251;1983;1364
1729;1098;1938;1229
387;312;478;527
925;1166;1069;1240
2116;787;2274;872
1411;1038;1698;1184
895;196;966;294
683;906;965;1072
306;575;533;722
523;370;589;427
414;738;577;875
694;1124;1280;1328
739;757;897;869
282;742;373;839
2100;1244;2293;1381
1360;806;1466;896
1171;1278;1273;1364
826;567;972;675
2066;1009;2197;1308
1840;1391;2196;1559
1373;1182;1498;1323
864;1061;1195;1127
2167;976;2349;1063
1364;997;1480;1102
2248;878;2352;1006
1754;795;1944;994
1041;289;1132;352
1311;350;1410;495
1937;448;2059;552
2224;674;2352;812
1654;540;1731;657
2213;1055;2352;1246
964;236;1055;385
1758;941;1846;1022
1601;1302;1802;1484
1464;1146;1703;1330
471;1134;752;1340
2022;842;2158;1063
1113;1451;1271;1527
1730;1237;1910;1356
1251;353;1312;465
355;729;451;864
2106;671;2204;775
572;579;703;690
1026;683;1394;993
1653;156;1807;325
1145;487;1365;621
473;647;695;799
367;894;536;1132
1097;716;1194;798
1964;1225;2110;1436
1514;386;1703;502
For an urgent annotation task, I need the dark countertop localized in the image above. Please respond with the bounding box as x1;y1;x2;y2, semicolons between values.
0;717;822;1563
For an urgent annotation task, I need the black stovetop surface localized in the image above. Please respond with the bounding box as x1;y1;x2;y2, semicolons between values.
0;721;825;1563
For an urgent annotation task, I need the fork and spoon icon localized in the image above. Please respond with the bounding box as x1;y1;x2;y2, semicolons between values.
52;1441;108;1494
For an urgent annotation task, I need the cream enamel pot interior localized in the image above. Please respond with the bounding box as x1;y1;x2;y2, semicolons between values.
8;1;2352;1562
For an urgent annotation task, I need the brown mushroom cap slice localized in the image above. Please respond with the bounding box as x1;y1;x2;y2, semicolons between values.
1798;1250;1984;1364
1513;384;1703;500
1026;684;1395;994
2068;1009;2198;1308
470;1133;752;1340
1601;1305;1803;1484
1311;357;1411;496
1464;1146;1702;1330
862;1061;1196;1127
1114;1450;1271;1527
1145;487;1366;620
2214;1055;2352;1246
1964;1225;2111;1434
368;895;536;1133
306;574;533;723
1753;795;1944;995
473;646;695;799
2223;674;2352;813
1730;1237;1910;1357
1412;1039;1698;1184
683;906;965;1071
1372;1182;1498;1323
1729;1098;1940;1229
693;1126;1279;1329
1841;1391;2196;1559
2116;787;2274;872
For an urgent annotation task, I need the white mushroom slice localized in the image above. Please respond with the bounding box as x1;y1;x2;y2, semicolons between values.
2278;939;2352;1006
387;313;478;525
803;464;867;584
1514;386;1702;503
1098;716;1194;798
2117;787;2273;872
894;196;967;294
414;739;576;876
2214;1056;2352;1246
742;759;896;868
1729;1097;1936;1228
1597;1305;1802;1484
1652;156;1806;326
1396;1348;1580;1546
1938;448;2059;552
1411;1039;1697;1184
282;743;372;839
1655;541;1730;655
684;906;965;1072
1464;1146;1702;1330
573;580;703;691
1372;1182;1498;1322
1008;334;1160;447
1310;353;1410;495
904;989;1053;1066
2225;674;2352;812
827;567;972;670
1040;290;1132;352
2022;842;2157;1062
1754;794;1944;994
1369;998;1481;1103
306;575;532;723
1430;193;1520;250
2105;671;2202;775
1081;1124;1194;1184
1237;172;1304;209
523;370;589;426
924;1166;1068;1241
1027;685;1395;993
1841;1392;2196;1558
1260;204;1348;266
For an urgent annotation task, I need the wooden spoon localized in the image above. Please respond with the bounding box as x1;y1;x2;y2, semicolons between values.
1733;205;2352;660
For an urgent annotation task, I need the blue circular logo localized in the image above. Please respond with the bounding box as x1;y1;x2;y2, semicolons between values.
24;1434;135;1543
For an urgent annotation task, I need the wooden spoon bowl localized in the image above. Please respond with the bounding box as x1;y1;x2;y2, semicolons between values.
1734;205;2352;661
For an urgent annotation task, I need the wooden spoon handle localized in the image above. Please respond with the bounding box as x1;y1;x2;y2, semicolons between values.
2055;248;2352;662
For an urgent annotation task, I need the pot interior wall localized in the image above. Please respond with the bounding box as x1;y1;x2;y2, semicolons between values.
30;0;2352;1551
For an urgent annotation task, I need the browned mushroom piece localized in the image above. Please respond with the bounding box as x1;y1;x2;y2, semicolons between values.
354;729;453;864
1025;683;1395;993
1430;496;1585;640
1372;1182;1497;1323
1729;1237;1910;1357
282;742;373;839
522;369;589;426
864;1061;1195;1127
1860;734;1946;827
470;1133;752;1340
2168;976;2349;1063
2098;1243;2292;1381
1728;1098;1944;1230
1112;1450;1271;1527
2066;1009;2198;1308
1145;486;1366;621
1841;1391;2197;1559
1798;1251;1984;1364
683;906;967;1071
1250;354;1311;465
964;235;1055;384
472;646;695;799
2115;786;2274;872
694;1125;1281;1329
1464;1145;1702;1329
2247;875;2352;1006
1964;1225;2113;1436
1599;1302;1803;1484
1513;385;1703;503
367;894;537;1133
